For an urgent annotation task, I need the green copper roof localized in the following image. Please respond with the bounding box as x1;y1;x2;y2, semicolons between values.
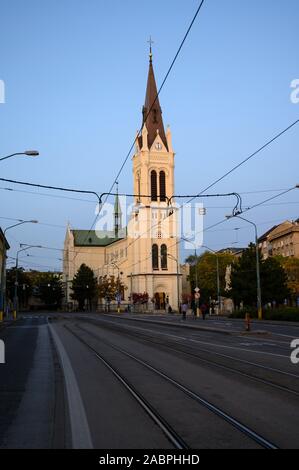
72;230;122;247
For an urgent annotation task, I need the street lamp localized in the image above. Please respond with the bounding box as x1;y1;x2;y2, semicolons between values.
167;253;180;312
13;244;42;318
0;220;38;317
0;150;39;162
110;262;123;313
201;245;221;315
226;215;262;320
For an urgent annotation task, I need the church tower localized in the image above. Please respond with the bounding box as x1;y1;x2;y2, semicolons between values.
128;46;181;310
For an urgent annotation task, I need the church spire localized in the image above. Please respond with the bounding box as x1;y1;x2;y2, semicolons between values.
141;42;168;150
114;182;122;238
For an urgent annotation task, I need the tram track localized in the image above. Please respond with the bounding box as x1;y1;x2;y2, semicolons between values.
62;321;279;450
72;316;299;397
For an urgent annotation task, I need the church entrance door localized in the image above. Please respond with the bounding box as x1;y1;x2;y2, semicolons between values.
154;292;166;310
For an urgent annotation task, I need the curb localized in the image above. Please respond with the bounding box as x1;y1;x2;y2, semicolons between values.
103;314;234;336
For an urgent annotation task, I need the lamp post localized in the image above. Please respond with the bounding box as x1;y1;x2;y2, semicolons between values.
167;253;180;312
202;245;221;315
111;262;122;313
0;150;39;162
227;215;262;320
13;244;42;318
0;220;38;317
181;236;199;289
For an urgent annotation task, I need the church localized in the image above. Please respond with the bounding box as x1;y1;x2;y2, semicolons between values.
63;49;182;311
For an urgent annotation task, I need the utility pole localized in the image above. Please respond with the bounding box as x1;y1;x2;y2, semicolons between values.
14;244;41;318
202;245;221;315
167;254;180;312
227;215;262;320
1;221;38;318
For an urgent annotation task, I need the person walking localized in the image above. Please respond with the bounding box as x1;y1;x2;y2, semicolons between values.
191;298;197;320
201;302;208;320
181;302;188;321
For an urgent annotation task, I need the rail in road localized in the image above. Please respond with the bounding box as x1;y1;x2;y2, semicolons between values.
72;315;299;397
60;320;278;450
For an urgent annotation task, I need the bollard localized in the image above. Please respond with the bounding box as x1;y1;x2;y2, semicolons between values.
245;313;251;332
0;311;3;322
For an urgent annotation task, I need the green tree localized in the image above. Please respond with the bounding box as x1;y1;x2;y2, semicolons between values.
277;256;299;300
230;244;290;307
6;267;32;308
261;257;290;304
186;251;235;301
36;272;64;309
230;244;259;306
71;264;98;311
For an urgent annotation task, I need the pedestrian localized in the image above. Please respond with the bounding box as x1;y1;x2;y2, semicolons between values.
201;302;208;320
168;305;173;314
181;302;188;321
191;299;197;320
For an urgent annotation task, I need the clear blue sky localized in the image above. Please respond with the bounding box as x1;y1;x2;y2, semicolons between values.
0;0;298;270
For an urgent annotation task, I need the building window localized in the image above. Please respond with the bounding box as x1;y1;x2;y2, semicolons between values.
151;170;157;201
159;171;166;202
152;244;159;270
161;244;168;270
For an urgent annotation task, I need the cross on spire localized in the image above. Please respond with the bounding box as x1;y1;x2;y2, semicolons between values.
148;36;154;62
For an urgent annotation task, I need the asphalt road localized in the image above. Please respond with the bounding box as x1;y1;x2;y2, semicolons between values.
1;312;299;449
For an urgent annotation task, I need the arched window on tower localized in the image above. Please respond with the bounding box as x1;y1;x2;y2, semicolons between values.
152;244;159;270
151;170;157;201
161;244;168;270
159;171;166;202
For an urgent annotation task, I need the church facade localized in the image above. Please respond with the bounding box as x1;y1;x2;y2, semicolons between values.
63;51;182;310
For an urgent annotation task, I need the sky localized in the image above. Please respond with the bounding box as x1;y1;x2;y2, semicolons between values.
0;0;298;270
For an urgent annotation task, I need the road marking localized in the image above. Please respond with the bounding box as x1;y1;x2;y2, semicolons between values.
49;324;93;449
189;338;289;359
86;316;290;358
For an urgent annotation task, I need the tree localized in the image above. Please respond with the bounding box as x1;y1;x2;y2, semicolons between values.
6;267;32;308
186;251;235;301
71;264;98;311
36;272;64;309
98;275;126;302
230;244;290;308
230;244;259;306
277;256;299;300
131;293;149;305
261;257;290;304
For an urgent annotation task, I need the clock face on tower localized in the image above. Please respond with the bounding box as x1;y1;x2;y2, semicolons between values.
155;142;162;151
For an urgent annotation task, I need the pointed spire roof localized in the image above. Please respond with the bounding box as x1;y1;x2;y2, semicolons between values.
114;182;122;216
141;50;168;150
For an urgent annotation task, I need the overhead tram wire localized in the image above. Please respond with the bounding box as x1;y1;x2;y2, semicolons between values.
186;119;299;204
88;187;299;276
70;0;207;263
14;188;298;278
114;117;299;257
107;0;206;195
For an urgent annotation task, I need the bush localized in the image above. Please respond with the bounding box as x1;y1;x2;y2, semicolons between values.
230;307;299;322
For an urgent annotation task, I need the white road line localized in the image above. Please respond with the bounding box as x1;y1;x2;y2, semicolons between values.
49;325;93;449
189;339;288;359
